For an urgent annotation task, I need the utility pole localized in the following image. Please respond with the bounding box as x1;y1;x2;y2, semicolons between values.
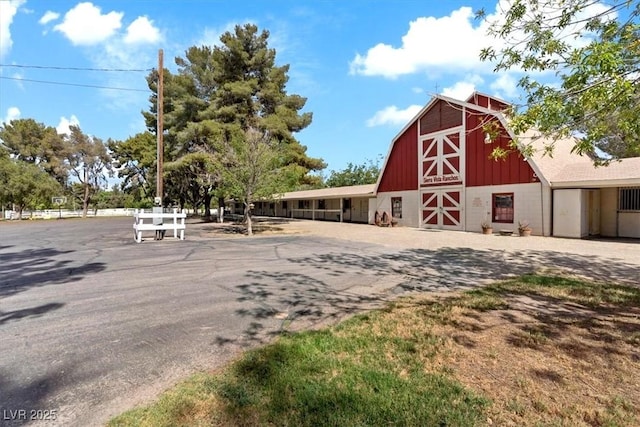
156;49;164;205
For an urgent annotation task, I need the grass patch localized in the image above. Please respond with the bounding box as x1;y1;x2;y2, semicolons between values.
474;273;640;307
110;274;640;427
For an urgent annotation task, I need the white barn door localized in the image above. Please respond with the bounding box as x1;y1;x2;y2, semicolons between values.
421;187;463;230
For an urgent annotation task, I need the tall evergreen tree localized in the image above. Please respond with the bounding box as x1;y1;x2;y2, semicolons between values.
0;118;68;184
136;23;325;215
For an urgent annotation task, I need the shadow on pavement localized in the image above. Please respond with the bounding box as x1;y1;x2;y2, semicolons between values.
0;247;106;297
0;302;65;325
0;365;73;427
218;246;639;347
289;247;639;288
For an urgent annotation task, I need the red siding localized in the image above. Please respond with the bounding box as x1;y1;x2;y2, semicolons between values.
465;109;538;187
420;99;462;135
466;93;509;112
378;122;418;192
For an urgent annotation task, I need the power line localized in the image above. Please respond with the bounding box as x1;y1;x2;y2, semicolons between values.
0;63;152;72
0;76;149;92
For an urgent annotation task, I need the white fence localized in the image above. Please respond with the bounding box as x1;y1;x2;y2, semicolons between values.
2;208;198;220
3;208;137;220
132;209;187;243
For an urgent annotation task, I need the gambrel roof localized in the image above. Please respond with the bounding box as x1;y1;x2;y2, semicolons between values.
376;92;640;192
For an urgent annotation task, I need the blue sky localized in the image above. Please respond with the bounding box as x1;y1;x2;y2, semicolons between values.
1;0;545;176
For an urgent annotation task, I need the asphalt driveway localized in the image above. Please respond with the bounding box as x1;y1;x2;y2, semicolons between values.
1;217;638;426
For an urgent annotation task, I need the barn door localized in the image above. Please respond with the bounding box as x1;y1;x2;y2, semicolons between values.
421;128;463;187
421;188;463;230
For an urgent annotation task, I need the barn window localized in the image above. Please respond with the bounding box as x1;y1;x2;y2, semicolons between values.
318;199;326;209
298;200;305;209
493;193;514;223
391;197;402;218
619;187;640;211
282;201;288;210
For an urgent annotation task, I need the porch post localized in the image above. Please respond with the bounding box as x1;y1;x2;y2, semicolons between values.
339;198;343;222
312;199;315;221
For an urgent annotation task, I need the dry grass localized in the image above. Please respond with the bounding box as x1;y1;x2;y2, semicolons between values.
200;217;305;237
388;275;640;427
110;274;640;427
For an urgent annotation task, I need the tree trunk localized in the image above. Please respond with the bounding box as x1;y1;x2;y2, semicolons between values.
82;167;90;218
204;192;212;220
218;196;226;223
245;203;253;236
82;184;90;218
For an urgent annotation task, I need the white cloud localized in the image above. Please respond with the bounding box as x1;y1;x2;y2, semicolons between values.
124;16;160;44
56;115;81;135
350;7;492;79
39;11;60;25
3;106;21;124
442;82;475;101
490;73;519;98
11;72;24;90
54;2;123;46
0;0;25;59
412;87;424;94
441;74;483;101
48;4;161;113
197;22;240;48
366;104;422;127
350;1;614;80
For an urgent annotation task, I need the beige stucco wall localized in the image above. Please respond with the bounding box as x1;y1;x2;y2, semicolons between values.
553;189;586;238
466;182;547;235
599;188;617;237
374;190;420;227
348;197;370;223
619;212;640;238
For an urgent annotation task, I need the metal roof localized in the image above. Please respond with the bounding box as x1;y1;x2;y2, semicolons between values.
276;184;376;200
526;131;640;187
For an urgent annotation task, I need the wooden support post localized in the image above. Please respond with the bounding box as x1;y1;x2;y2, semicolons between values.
157;49;164;204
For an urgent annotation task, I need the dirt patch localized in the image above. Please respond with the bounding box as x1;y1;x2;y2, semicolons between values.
196;217;308;237
432;294;640;426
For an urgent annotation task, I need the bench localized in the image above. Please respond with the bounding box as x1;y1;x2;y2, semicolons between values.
133;208;187;243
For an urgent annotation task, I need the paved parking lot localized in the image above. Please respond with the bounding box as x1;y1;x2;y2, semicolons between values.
0;217;638;426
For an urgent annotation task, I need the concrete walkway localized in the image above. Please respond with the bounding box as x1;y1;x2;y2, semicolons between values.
242;218;640;286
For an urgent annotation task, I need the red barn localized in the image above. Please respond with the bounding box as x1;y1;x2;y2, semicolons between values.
373;92;640;237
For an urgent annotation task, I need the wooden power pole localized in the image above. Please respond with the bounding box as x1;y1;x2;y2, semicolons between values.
156;49;164;204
